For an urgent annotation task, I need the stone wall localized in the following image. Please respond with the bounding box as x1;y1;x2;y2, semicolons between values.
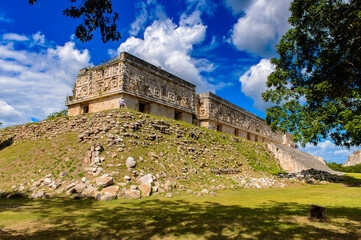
198;92;293;145
66;52;293;145
343;151;361;167
66;52;197;124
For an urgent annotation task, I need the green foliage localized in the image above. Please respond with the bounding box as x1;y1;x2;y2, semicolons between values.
262;0;361;148
46;109;68;120
327;162;361;173
28;0;121;43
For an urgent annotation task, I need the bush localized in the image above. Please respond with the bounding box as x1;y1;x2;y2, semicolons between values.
327;162;361;173
46;109;68;120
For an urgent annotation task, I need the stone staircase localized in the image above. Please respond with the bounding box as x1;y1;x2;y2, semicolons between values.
267;143;343;175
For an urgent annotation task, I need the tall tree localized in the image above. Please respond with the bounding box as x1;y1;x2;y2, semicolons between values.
262;0;361;148
29;0;121;43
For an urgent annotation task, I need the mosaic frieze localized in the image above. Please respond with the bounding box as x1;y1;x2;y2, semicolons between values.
71;61;196;112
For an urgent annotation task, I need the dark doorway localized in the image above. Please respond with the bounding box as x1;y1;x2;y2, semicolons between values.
175;111;182;121
139;102;150;113
216;124;222;132
234;129;239;136
247;132;251;141
83;105;89;113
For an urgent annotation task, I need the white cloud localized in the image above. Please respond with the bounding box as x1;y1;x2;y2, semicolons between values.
184;0;217;16
0;100;25;126
224;0;253;15
117;12;216;93
230;0;292;57
3;33;29;42
0;34;90;127
239;58;274;110
301;140;360;164
32;32;45;45
129;0;167;36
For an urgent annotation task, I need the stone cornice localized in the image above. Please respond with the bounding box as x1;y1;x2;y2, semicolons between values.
120;52;196;91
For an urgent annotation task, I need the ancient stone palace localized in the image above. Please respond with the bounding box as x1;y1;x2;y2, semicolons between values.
66;52;294;146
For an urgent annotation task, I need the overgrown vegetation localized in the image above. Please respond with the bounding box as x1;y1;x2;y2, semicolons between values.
0;108;284;191
327;162;361;173
46;109;68;120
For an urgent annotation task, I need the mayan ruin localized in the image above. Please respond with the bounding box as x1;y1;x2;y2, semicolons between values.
66;52;294;147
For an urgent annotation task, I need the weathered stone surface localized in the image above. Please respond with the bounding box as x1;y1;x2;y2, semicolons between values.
31;191;49;199
95;176;114;187
100;185;119;194
74;183;87;193
66;183;76;190
139;183;152;197
308;205;327;221
138;174;154;186
126;157;136;168
267;143;342;174
82;185;95;197
98;186;119;201
124;189;141;199
201;189;209;194
343;151;361;167
277;169;344;183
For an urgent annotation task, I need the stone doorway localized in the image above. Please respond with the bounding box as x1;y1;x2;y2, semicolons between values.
216;124;222;132
83;105;89;114
139;102;150;113
234;129;239;136
174;111;183;121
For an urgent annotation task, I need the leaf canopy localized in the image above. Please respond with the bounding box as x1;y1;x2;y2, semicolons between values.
262;0;361;148
29;0;121;43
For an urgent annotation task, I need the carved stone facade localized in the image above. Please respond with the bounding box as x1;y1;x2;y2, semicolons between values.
66;52;294;146
197;92;293;144
66;52;196;124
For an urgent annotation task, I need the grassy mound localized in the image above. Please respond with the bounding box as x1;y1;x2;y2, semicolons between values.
0;109;284;194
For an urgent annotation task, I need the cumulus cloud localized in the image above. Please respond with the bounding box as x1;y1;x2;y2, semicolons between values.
230;0;292;57
301;140;360;164
224;0;253;15
3;33;29;42
0;100;25;126
129;0;167;36
32;32;45;45
0;33;90;127
117;11;216;93
239;58;274;110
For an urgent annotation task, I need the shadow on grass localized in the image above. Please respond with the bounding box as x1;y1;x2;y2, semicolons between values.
341;175;361;187
0;197;360;240
0;136;13;151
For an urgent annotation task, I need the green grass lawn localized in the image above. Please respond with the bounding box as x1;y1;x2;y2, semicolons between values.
1;179;361;240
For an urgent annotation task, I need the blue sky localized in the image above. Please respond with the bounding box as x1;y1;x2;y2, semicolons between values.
0;0;358;163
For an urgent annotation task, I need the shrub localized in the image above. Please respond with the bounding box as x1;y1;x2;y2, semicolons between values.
327;162;361;173
46;109;68;120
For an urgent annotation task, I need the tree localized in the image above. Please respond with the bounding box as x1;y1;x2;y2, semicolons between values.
29;0;121;43
262;0;361;148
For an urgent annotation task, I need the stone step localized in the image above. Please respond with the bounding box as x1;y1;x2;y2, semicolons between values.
267;143;342;175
